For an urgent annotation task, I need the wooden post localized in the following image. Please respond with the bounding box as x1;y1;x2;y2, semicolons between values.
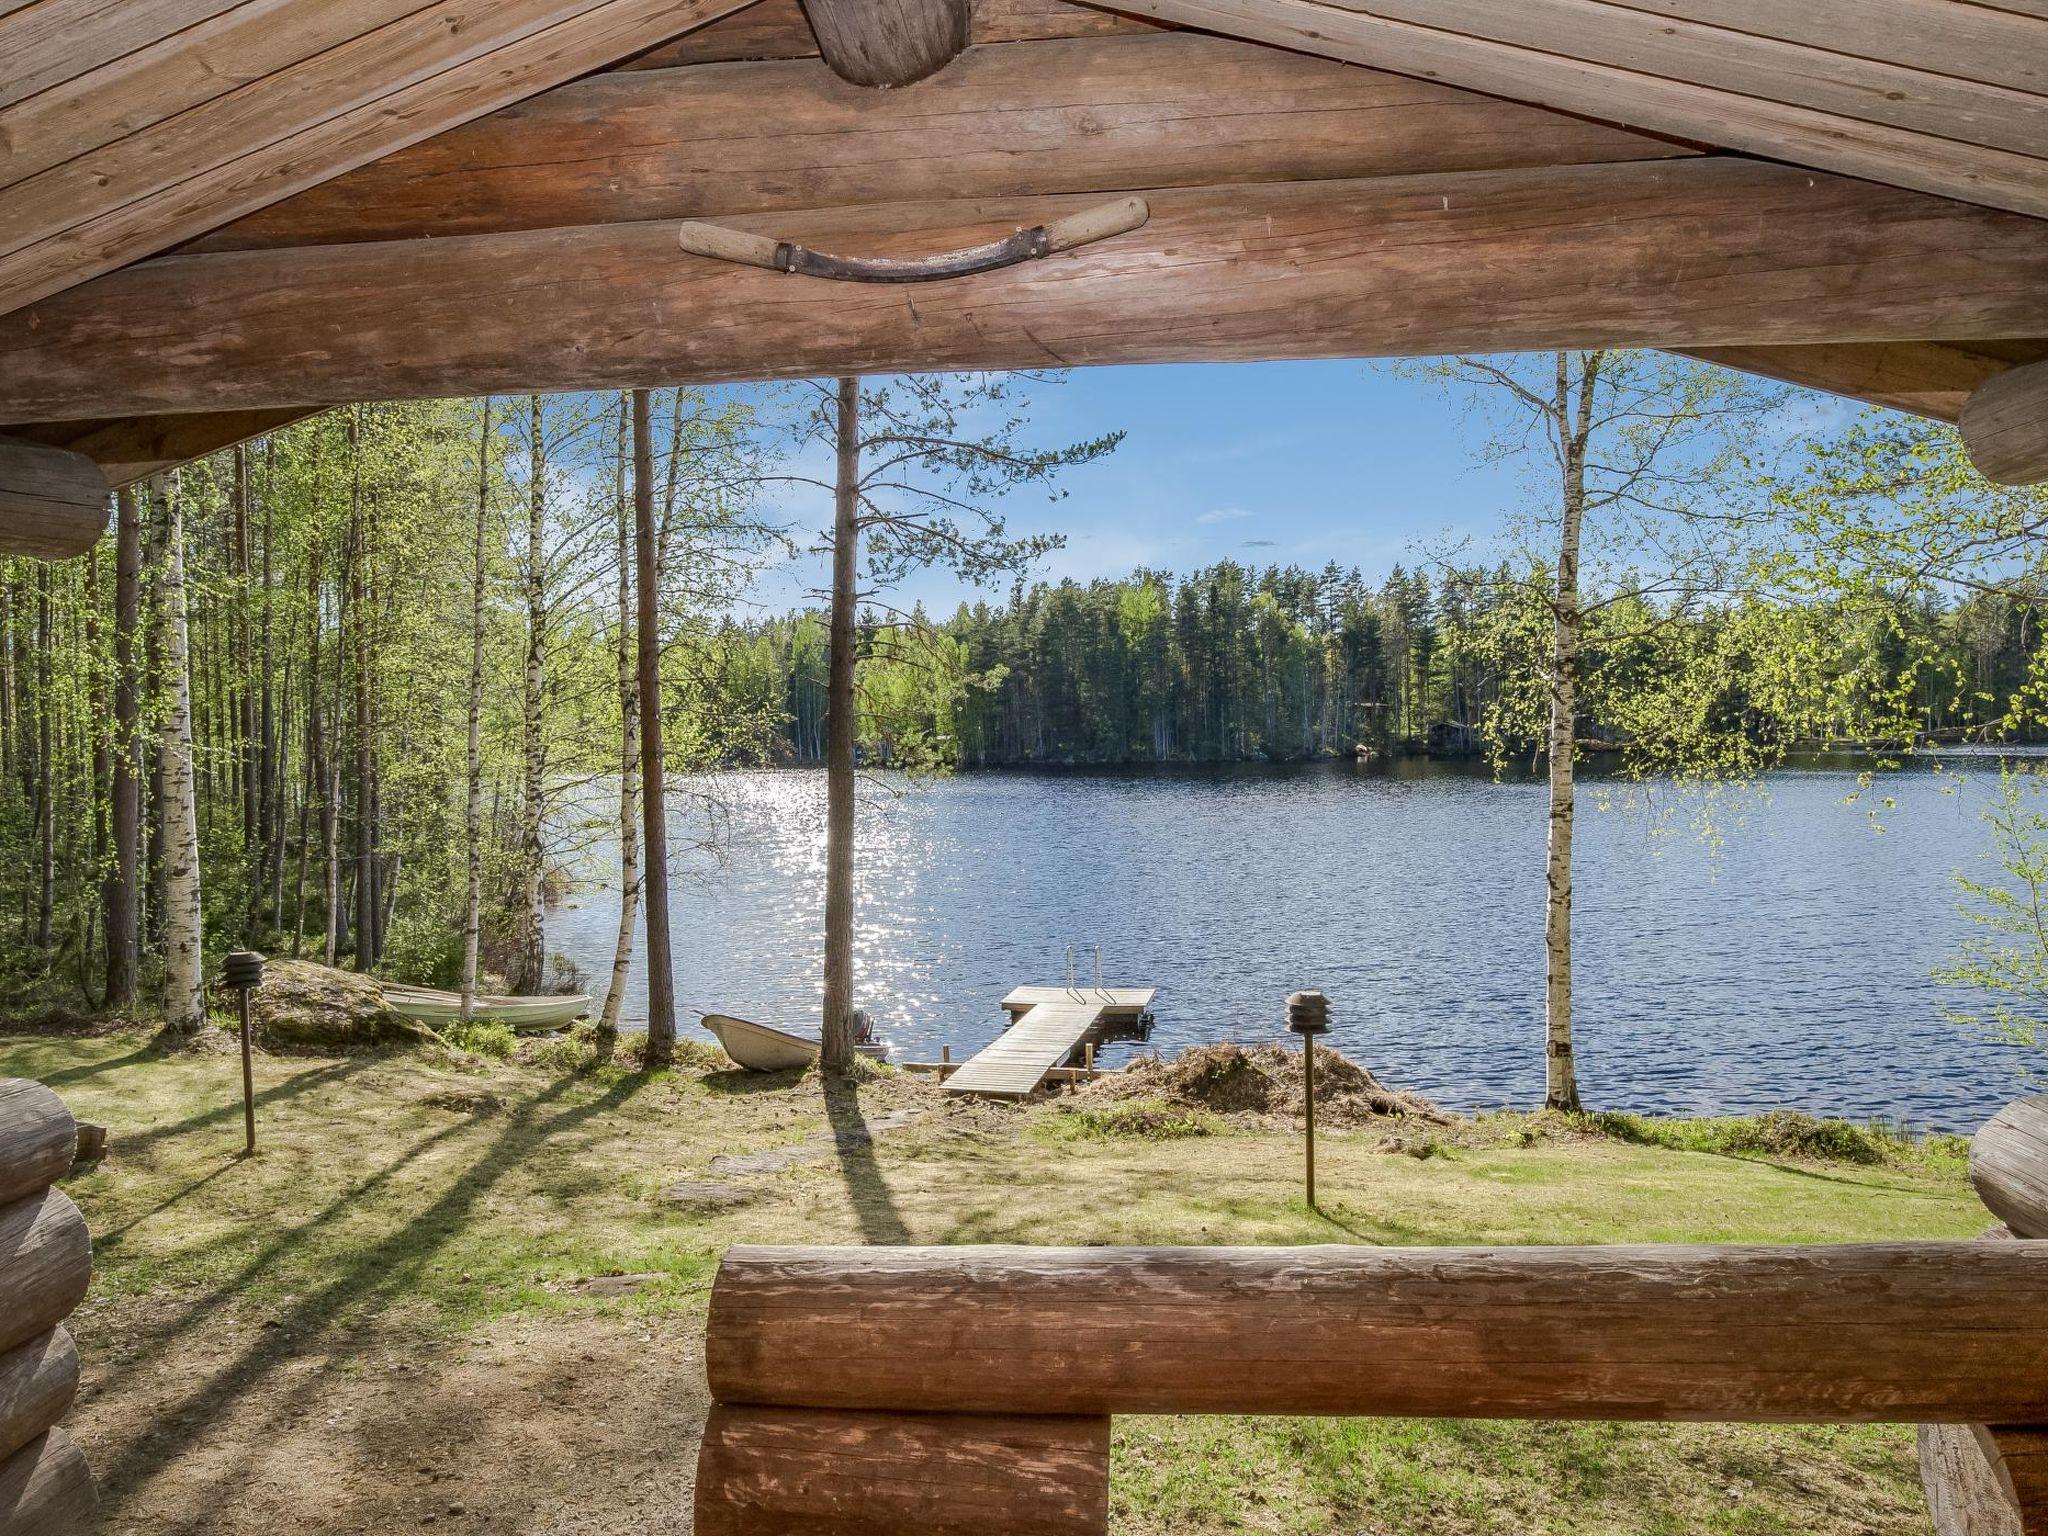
1303;1036;1316;1205
1287;990;1329;1210
1922;1096;2048;1535
224;950;265;1152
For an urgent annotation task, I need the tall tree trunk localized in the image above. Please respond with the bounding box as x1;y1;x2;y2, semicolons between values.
350;410;378;970
460;399;491;1021
104;486;142;1008
257;441;279;928
600;394;640;1041
233;443;259;915
635;387;676;1066
33;565;53;950
1543;351;1595;1115
821;376;860;1075
514;395;547;994
0;567;14;790
159;472;206;1036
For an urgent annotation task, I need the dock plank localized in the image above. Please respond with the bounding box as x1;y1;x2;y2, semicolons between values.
999;986;1155;1017
945;1002;1108;1099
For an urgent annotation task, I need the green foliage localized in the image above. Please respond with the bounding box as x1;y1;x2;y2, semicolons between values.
1579;1108;1948;1166
1038;1098;1221;1142
435;1017;517;1059
1935;765;2048;1058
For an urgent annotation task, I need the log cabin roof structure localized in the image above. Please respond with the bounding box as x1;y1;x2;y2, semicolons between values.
1;0;2046;547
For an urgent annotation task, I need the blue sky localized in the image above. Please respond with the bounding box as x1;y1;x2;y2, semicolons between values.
738;357;1860;614
745;359;1535;612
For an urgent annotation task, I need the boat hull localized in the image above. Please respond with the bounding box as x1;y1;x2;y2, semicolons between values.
383;986;591;1033
704;1014;888;1071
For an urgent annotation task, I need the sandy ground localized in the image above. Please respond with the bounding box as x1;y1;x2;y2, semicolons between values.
73;1301;708;1535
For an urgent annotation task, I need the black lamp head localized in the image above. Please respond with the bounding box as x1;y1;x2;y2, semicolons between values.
1286;989;1330;1036
223;950;267;991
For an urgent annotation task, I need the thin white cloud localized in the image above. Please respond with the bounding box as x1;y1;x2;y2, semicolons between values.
1196;506;1253;526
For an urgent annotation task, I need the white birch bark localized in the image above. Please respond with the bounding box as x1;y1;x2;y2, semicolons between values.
821;377;860;1074
600;394;640;1038
514;394;547;994
460;399;491;1021
158;471;206;1036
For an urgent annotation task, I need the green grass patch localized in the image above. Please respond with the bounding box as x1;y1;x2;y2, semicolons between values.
1;1025;1995;1536
1577;1108;1966;1167
1037;1097;1223;1142
434;1017;517;1059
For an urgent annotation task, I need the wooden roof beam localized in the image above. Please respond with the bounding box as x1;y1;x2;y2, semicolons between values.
1679;341;2048;423
0;437;110;559
1962;362;2048;486
1075;0;2048;217
0;0;764;319
4;157;2046;421
800;0;970;85
6;410;319;491
182;36;1697;254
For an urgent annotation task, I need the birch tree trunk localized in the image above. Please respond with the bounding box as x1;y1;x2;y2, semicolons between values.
104;486;142;1008
258;442;279;928
821;376;860;1075
634;388;676;1066
1543;352;1595;1114
600;394;640;1041
34;565;52;950
310;506;339;967
159;471;206;1037
349;413;379;971
514;394;548;994
460;400;491;1022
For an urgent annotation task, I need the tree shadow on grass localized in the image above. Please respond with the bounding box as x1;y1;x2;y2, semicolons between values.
31;1041;164;1089
701;1066;806;1096
93;1161;238;1251
91;1069;653;1527
110;1058;374;1158
821;1075;912;1246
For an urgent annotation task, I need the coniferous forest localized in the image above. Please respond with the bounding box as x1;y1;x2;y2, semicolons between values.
729;560;2047;770
2;385;2045;1006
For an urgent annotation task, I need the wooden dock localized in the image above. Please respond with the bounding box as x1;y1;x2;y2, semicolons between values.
943;986;1155;1100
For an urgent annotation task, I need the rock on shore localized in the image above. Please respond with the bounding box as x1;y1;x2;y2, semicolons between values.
249;960;438;1051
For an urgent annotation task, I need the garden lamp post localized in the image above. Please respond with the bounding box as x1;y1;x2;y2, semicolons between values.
223;950;266;1154
1288;989;1330;1209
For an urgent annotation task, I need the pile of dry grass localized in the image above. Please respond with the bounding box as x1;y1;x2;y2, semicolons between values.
1076;1040;1448;1126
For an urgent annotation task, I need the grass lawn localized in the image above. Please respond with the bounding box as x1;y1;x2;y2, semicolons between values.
2;1025;1994;1536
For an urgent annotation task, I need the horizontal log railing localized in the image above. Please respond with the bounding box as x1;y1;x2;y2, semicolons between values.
696;1095;2048;1536
0;1079;99;1536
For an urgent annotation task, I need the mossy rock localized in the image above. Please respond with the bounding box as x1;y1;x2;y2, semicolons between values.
249;959;437;1051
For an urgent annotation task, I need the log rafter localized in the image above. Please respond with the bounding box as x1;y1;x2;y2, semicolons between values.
4;154;2047;425
1075;0;2048;218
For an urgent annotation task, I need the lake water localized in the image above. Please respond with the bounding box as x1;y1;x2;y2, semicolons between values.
549;756;2039;1131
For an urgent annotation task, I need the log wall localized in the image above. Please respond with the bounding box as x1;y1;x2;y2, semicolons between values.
0;1080;98;1536
697;1095;2048;1535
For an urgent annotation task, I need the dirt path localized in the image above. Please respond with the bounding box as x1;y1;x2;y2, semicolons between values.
75;1305;708;1535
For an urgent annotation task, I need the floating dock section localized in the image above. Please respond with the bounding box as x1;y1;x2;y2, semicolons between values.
943;986;1155;1100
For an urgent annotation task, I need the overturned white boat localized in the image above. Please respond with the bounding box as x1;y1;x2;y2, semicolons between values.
383;984;591;1034
703;1012;888;1071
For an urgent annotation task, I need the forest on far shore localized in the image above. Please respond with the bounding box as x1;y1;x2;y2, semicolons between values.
733;559;2041;770
2;376;2042;1010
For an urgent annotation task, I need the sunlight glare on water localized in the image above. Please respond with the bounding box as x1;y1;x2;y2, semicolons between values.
549;758;2034;1130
